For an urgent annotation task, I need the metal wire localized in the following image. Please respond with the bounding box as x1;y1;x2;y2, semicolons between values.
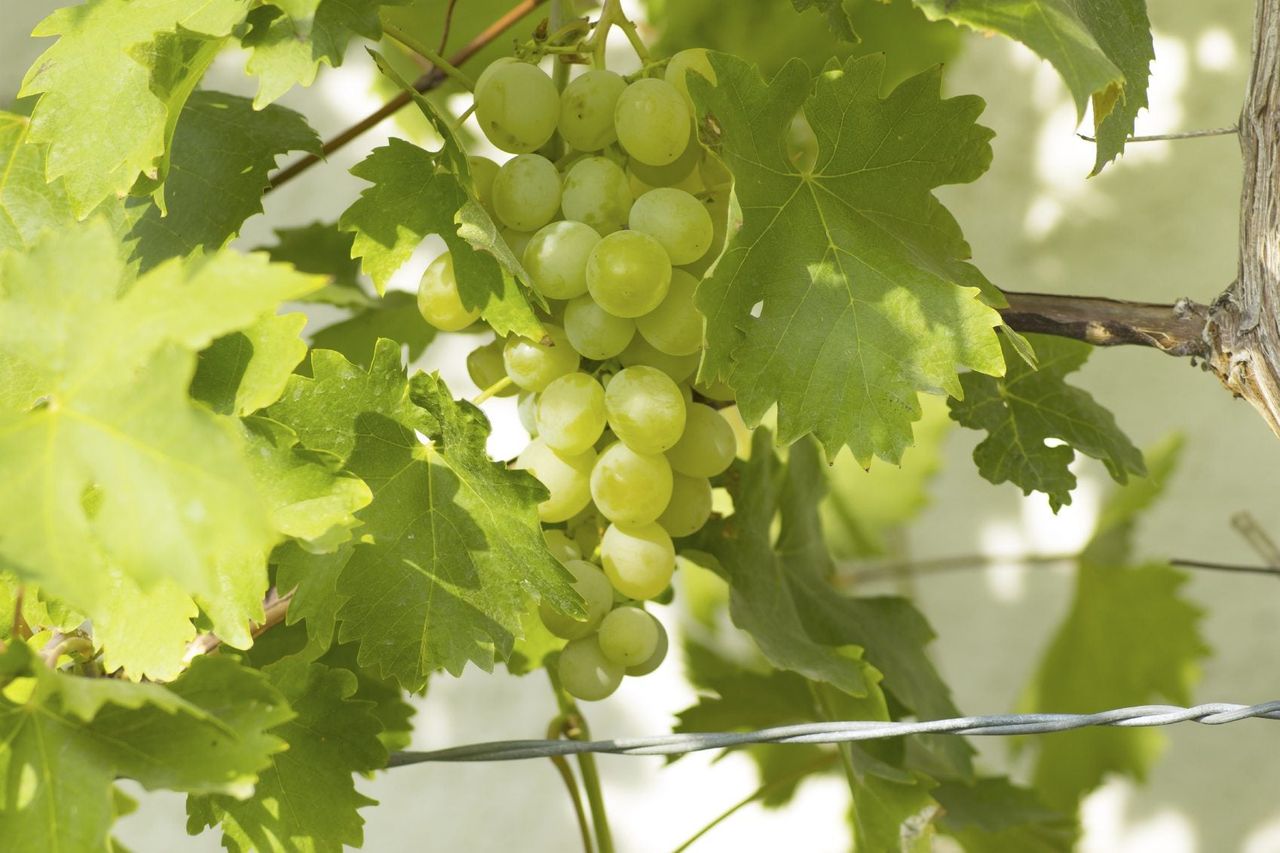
386;701;1280;767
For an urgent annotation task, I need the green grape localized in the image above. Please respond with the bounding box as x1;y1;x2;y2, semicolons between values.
468;156;500;217
474;56;517;97
544;529;581;564
615;78;691;167
503;324;580;391
518;392;539;436
563;294;635;361
693;376;735;402
667;403;736;478
629;131;702;188
558;636;624;701
590;442;673;525
567;504;603;559
492;154;561;233
604;365;687;454
467;339;517;397
523;220;600;300
619;335;700;383
636;269;703;356
601;522;675;600
657;473;712;538
539;559;614;639
664;48;716;107
629;188;714;266
474;61;559;153
537;372;607;456
586;231;672;318
625;618;668;676
561;156;633;235
558;69;626;151
502;227;536;260
514;439;595;522
597;606;660;666
416;252;480;331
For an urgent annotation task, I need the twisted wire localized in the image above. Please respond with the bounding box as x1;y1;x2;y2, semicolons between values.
387;701;1280;767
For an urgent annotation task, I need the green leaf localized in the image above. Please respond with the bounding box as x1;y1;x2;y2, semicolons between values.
1020;439;1207;810
696;431;972;777
127;91;321;271
308;291;437;370
189;657;386;852
267;341;580;687
260;221;373;308
0;221;322;620
320;641;417;751
19;0;252;215
792;0;857;40
909;0;1152;172
935;777;1079;852
191;314;311;417
0;646;289;852
949;333;1145;512
692;53;1004;464
0;112;76;251
241;1;409;108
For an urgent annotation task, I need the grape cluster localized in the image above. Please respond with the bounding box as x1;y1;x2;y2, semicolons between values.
418;49;737;702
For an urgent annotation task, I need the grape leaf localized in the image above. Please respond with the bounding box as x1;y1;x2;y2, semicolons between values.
320;641;417;751
19;0;252;215
267;341;580;687
696;430;973;776
241;0;409;108
0;646;289;852
0;221;322;618
0;112;76;251
949;333;1145;512
307;291;437;370
691;53;1004;465
935;777;1079;852
1020;438;1207;810
260;221;373;308
191;314;311;417
127;91;321;272
188;657;385;852
792;0;857;40
910;0;1152;173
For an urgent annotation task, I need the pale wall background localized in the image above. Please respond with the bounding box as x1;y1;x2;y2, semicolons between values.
3;0;1279;850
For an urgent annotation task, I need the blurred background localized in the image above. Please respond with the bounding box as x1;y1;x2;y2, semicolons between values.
4;0;1279;849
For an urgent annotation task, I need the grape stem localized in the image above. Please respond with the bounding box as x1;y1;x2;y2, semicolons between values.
546;667;616;853
546;715;596;853
585;0;651;69
384;23;477;90
473;375;514;404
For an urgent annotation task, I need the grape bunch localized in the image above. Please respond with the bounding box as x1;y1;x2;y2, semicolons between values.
417;48;738;702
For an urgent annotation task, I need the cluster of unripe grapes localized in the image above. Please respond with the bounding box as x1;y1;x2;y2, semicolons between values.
416;47;737;701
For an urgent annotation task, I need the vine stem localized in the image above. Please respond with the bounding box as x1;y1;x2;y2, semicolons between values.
546;715;596;853
1076;125;1239;143
267;0;548;193
807;683;859;800
384;23;476;90
547;667;615;853
669;753;838;853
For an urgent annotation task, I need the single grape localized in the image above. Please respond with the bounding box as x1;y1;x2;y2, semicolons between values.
629;131;702;188
492;154;561;233
590;442;674;526
567;504;604;560
601;522;675;600
597;606;661;666
500;228;535;263
467;339;517;397
664;48;716;107
563;294;636;360
503;324;580;391
615;78;691;167
523;220;601;300
629;187;714;266
539;559;615;639
636;269;703;356
558;636;624;701
625;618;668;676
517;392;539;436
537;372;607;456
468;156;500;216
619;335;700;383
474;61;559;153
416;252;480;331
558;69;627;151
604;365;687;454
474;56;517;98
561;156;633;235
514;439;595;522
657;473;713;538
667;403;736;478
586;231;672;318
544;529;581;564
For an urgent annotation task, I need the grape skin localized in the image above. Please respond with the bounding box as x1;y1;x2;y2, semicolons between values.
615;78;692;167
561;157;634;235
543;529;581;564
657;473;713;538
636;269;703;357
503;324;580;392
559;69;627;151
537;372;607;456
468;156;500;217
523;220;601;300
667;403;736;478
416;252;480;332
564;294;636;360
474;61;560;154
619;335;700;383
604;366;687;454
466;339;517;397
586;231;672;319
629;188;714;266
539;559;615;639
492;154;561;233
600;522;675;600
515;439;595;523
558;636;624;701
665;48;717;107
590;442;674;526
597;606;660;666
624;618;668;676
